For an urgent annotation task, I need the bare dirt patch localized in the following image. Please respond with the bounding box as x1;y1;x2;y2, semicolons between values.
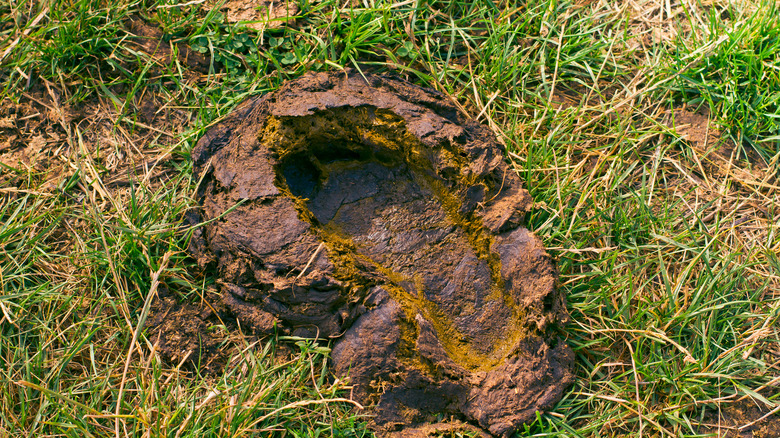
698;399;780;437
146;286;240;373
0;86;71;190
208;0;299;31
127;16;210;74
665;107;769;173
184;70;574;436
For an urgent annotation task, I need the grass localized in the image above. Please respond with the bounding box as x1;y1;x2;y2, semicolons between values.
0;0;779;436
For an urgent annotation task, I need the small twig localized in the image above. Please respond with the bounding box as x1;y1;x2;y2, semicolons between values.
474;89;500;121
296;242;325;280
738;403;780;431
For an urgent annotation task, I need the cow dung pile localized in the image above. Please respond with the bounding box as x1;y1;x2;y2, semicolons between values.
186;70;574;436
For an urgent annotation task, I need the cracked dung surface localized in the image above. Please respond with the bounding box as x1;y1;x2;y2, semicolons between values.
187;70;574;436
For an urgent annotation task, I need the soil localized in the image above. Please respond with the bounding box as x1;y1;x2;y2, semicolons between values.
664;107;769;173
698;399;780;437
146;286;236;373
209;0;299;31
127;17;210;74
186;70;574;437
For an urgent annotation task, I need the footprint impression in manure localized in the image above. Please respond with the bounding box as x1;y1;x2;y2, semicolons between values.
188;71;574;436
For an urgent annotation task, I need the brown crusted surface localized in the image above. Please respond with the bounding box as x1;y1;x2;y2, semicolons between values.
188;70;574;436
